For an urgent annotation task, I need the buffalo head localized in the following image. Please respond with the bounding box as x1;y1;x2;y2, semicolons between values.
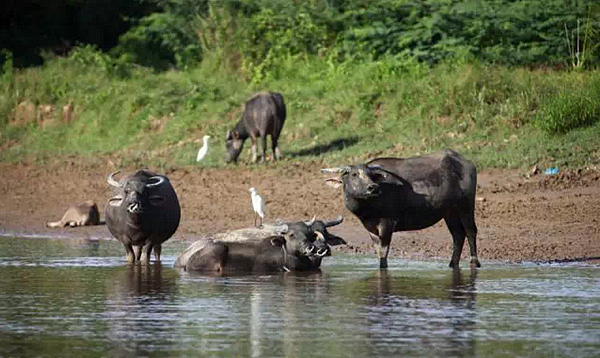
107;170;168;217
323;164;403;199
310;215;346;257
225;130;245;163
268;225;322;271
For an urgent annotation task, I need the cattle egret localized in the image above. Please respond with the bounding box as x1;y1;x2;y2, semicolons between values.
249;187;266;227
196;135;211;162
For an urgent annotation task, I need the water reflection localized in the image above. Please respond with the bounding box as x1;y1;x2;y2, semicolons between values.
103;263;179;357
1;237;599;358
354;268;478;357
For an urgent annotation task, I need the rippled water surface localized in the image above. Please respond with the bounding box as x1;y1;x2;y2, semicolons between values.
1;235;599;358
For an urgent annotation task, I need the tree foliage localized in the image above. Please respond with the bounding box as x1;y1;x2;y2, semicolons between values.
2;0;600;71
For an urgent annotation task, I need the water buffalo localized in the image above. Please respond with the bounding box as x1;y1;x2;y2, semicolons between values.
105;169;181;264
174;216;346;273
226;91;286;163
46;200;100;228
323;149;479;269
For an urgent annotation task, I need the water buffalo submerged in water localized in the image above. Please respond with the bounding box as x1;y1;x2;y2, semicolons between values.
173;216;346;273
46;200;100;228
226;91;286;163
105;169;181;263
323;149;480;269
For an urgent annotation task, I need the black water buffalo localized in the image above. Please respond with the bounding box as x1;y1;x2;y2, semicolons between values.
323;149;479;269
105;169;181;263
174;216;346;273
225;91;286;163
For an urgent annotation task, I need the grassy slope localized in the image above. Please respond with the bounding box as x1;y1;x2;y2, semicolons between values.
1;56;599;172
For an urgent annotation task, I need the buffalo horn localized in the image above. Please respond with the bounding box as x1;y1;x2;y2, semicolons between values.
107;171;123;188
304;215;316;227
145;176;166;188
324;215;344;227
321;166;347;174
275;224;289;235
322;165;351;174
315;231;325;240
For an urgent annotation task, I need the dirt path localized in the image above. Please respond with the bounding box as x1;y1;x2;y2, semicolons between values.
1;161;599;264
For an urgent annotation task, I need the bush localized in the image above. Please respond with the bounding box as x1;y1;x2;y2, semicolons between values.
536;82;600;134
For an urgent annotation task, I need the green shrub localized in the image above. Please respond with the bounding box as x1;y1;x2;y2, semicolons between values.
536;83;600;134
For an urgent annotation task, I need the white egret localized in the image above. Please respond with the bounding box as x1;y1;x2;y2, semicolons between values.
249;187;266;227
196;135;211;162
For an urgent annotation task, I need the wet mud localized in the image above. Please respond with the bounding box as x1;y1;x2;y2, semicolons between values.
1;161;599;264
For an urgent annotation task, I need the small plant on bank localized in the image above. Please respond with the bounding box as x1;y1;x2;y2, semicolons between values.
536;82;600;134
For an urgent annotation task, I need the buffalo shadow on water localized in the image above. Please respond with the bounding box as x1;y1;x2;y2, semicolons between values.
287;136;360;158
343;268;478;358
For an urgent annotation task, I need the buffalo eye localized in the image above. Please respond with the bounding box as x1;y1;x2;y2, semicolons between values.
351;172;358;178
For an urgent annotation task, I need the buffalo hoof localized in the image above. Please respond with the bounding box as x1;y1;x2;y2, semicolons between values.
379;258;388;269
470;258;481;268
448;260;459;269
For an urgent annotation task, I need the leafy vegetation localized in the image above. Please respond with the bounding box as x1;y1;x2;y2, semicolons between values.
1;1;600;171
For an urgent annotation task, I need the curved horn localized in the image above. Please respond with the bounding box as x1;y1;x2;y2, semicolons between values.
367;164;382;170
304;215;316;227
107;171;123;188
275;224;289;235
321;165;351;174
145;176;166;188
324;215;344;227
315;231;325;241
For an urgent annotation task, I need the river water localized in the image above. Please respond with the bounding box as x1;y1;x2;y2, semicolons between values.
0;235;599;358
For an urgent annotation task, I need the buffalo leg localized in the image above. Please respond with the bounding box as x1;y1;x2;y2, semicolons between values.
140;242;154;264
460;211;480;268
154;244;162;262
133;245;142;261
444;215;466;268
260;135;267;162
271;136;281;160
369;220;394;269
124;243;136;263
251;138;258;163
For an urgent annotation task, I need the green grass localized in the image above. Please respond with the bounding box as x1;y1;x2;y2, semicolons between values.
1;52;599;171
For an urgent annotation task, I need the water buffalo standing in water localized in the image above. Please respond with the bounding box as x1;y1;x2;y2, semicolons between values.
174;216;346;273
323;149;479;269
226;91;286;163
105;169;181;263
46;200;100;228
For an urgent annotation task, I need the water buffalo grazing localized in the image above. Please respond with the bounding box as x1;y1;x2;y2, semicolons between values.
46;200;100;228
225;91;286;163
174;216;346;273
105;169;181;264
323;149;479;269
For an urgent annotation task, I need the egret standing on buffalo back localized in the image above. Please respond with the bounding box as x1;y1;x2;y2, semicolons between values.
249;187;266;228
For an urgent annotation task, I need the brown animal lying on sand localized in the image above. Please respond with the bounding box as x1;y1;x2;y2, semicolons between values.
46;201;101;228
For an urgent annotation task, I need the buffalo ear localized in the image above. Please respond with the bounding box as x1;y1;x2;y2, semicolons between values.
326;236;347;246
226;130;232;140
370;167;404;185
270;236;286;247
325;178;343;189
149;195;166;207
108;195;123;207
